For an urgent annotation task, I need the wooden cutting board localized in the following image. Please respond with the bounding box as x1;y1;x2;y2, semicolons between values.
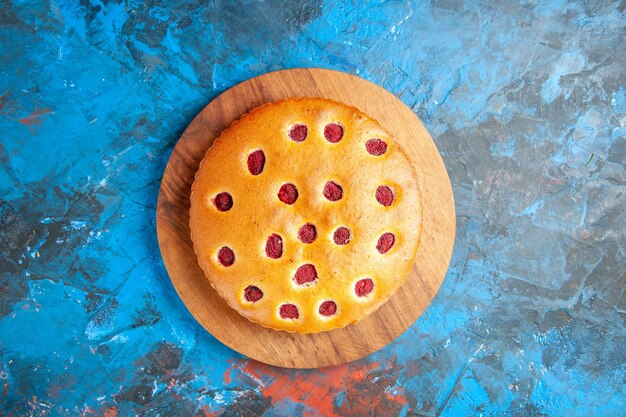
156;68;455;368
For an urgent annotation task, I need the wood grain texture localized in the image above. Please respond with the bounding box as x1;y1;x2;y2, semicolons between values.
156;68;455;368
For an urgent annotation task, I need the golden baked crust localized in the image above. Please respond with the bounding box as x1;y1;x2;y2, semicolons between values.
189;98;422;333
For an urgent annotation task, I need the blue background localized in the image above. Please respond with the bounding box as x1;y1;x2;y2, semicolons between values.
1;0;625;416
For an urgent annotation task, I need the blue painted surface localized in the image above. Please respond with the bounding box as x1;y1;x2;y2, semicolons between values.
1;1;625;416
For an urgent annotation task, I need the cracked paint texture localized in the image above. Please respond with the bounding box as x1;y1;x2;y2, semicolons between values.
1;0;625;416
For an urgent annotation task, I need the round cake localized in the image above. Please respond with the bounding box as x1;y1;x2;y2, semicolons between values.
189;97;422;333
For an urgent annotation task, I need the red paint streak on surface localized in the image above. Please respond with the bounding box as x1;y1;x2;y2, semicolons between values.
0;382;12;417
48;382;63;400
0;92;9;111
225;360;407;416
103;407;119;417
19;107;52;126
48;374;77;401
223;367;232;384
334;364;408;416
198;406;221;417
259;364;355;416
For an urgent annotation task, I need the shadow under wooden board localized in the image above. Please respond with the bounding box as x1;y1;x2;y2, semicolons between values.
156;68;455;368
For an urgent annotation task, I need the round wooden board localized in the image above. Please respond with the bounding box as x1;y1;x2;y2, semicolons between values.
156;68;455;368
